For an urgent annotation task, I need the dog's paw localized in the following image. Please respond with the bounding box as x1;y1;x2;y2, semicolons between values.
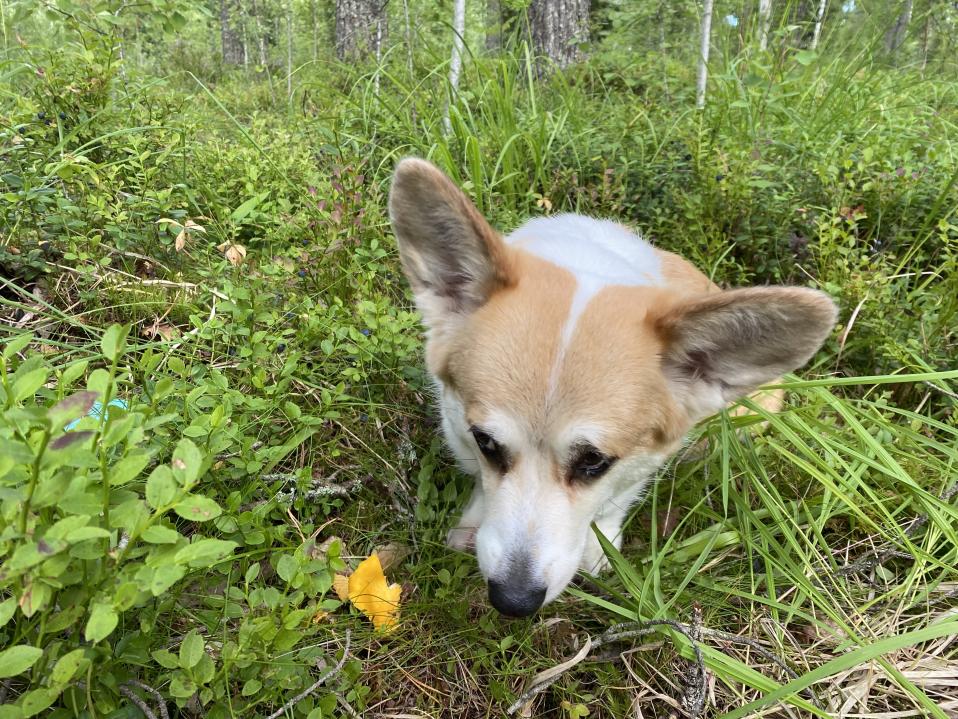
446;525;477;553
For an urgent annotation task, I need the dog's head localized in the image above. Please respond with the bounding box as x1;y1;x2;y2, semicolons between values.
389;158;837;616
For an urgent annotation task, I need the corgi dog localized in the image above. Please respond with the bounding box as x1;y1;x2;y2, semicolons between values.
389;158;837;618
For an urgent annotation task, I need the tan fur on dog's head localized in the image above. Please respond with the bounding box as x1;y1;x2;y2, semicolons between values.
390;158;837;617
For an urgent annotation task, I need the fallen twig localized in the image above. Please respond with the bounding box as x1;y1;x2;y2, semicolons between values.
120;679;170;719
265;631;352;719
507;611;818;716
837;481;958;579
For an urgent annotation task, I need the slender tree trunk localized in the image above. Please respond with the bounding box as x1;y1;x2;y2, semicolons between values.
402;0;415;75
221;0;244;65
528;0;590;70
486;0;501;50
884;0;913;57
920;12;930;71
311;0;318;61
443;0;467;135
758;0;772;50
335;0;388;60
286;0;293;98
810;0;827;49
696;0;714;109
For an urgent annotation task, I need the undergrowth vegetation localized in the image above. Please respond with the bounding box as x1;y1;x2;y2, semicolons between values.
1;2;957;717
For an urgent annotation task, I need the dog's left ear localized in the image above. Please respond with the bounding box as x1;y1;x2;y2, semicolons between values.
389;158;514;334
656;287;838;421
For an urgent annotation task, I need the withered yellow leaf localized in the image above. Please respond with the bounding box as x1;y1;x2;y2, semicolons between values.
335;553;401;631
333;573;350;602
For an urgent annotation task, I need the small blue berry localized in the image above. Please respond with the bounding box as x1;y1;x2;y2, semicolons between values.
37;112;45;120
359;413;368;422
360;328;371;337
59;112;67;120
276;343;286;353
298;270;306;278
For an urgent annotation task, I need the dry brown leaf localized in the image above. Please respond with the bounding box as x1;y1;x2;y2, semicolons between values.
217;242;247;267
375;542;411;574
174;229;186;252
142;320;177;341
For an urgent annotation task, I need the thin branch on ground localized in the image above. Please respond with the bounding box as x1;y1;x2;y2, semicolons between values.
121;679;170;719
118;684;159;719
265;631;352;719
836;481;958;579
508;611;821;716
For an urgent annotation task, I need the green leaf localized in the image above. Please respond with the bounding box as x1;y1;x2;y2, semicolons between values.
0;645;43;678
110;452;152;486
50;649;88;685
2;333;33;360
0;597;16;627
175;538;238;568
146;465;178;509
44;514;90;540
152;649;180;669
60;359;89;388
230;192;268;222
795;49;818;66
142;525;181;544
242;678;262;696
169;672;197;698
172;437;203;486
19;688;59;718
147;564;186;595
7;539;67;572
173;494;222;522
84;602;118;643
100;324;129;359
276;554;299;584
12;367;49;403
179;630;205;670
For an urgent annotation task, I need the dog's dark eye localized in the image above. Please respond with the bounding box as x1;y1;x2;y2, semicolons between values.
571;446;615;482
470;427;509;472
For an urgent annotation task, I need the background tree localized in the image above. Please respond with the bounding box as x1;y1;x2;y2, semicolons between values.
528;0;590;69
696;0;714;108
884;0;913;57
221;0;245;64
335;0;387;60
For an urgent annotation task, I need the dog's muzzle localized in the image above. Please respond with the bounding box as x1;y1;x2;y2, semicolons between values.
487;580;546;617
486;554;547;617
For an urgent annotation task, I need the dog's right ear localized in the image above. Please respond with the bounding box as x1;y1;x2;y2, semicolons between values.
389;158;514;332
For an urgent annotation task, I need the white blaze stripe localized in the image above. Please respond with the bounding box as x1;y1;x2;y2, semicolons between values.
508;214;664;395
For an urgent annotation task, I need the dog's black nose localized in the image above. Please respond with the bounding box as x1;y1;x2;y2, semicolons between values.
488;580;546;618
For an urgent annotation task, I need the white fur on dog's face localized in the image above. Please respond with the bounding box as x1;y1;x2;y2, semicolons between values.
388;158;838;614
443;383;669;602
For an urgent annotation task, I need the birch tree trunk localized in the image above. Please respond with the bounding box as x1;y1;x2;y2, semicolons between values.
696;0;714;109
758;0;772;50
884;0;913;56
443;0;467;135
810;0;827;49
311;0;318;62
335;0;388;61
221;0;245;65
286;0;293;98
528;0;590;70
